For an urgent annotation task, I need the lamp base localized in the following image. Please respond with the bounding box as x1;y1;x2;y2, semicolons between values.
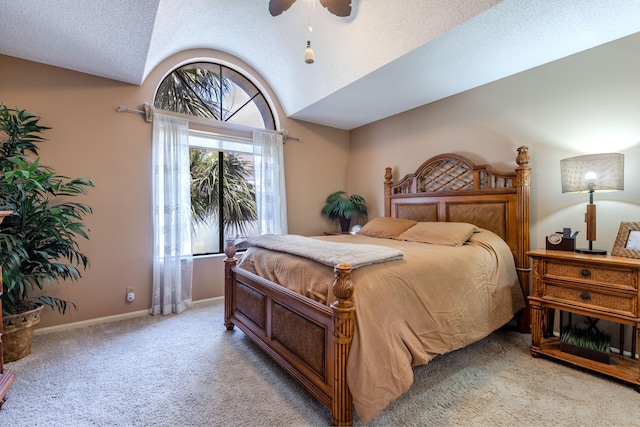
575;248;607;255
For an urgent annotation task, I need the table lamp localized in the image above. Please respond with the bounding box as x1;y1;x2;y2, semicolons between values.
560;153;624;255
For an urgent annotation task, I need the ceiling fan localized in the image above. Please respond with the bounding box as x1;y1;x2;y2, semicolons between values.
269;0;352;17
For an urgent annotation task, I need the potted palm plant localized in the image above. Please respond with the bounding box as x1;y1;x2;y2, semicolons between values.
321;191;367;233
0;105;93;361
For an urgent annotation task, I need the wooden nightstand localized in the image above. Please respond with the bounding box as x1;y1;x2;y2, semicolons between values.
528;249;640;390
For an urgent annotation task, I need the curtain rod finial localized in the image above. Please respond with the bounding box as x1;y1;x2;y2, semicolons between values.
143;103;154;123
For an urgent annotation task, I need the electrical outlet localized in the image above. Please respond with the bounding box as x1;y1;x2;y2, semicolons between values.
126;286;135;302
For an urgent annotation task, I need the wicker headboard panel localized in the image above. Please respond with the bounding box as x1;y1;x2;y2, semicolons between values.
384;147;531;331
384;149;529;250
389;196;514;241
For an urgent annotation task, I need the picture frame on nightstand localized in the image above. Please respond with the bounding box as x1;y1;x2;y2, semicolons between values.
611;221;640;258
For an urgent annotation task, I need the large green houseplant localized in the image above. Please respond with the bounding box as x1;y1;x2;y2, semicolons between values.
321;191;367;233
0;105;93;361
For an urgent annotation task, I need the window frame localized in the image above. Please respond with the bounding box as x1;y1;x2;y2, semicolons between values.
188;131;257;256
154;60;278;256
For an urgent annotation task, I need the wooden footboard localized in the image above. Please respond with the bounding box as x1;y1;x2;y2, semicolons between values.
224;244;356;426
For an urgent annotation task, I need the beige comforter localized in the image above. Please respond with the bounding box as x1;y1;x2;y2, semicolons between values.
237;230;525;423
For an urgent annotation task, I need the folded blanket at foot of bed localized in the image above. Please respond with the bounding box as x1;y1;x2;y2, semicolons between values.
245;234;404;269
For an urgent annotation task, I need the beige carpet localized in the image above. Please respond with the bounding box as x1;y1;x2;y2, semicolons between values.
1;298;638;426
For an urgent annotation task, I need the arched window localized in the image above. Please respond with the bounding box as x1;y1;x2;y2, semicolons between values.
154;62;275;130
154;62;278;255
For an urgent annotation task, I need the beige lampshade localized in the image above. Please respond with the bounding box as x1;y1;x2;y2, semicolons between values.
560;153;624;193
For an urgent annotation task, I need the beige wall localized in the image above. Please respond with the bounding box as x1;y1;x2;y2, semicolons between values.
348;33;640;257
0;50;349;328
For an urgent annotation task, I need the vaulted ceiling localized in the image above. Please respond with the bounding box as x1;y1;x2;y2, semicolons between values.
1;1;639;130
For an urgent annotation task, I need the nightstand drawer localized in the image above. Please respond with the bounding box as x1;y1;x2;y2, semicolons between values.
544;260;637;290
544;282;637;317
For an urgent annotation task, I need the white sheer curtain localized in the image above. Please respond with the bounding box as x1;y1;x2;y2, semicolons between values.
151;114;193;315
253;131;288;235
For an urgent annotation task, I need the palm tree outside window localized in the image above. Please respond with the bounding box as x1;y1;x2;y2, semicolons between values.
154;62;277;255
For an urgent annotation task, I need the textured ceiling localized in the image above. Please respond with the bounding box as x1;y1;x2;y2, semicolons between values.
1;0;640;130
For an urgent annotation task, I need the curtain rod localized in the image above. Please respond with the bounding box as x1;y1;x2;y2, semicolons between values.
115;104;302;143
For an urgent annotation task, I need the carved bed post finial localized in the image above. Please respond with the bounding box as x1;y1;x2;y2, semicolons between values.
515;146;531;333
384;167;392;217
516;145;530;168
384;167;393;188
333;262;354;308
224;240;238;330
331;262;355;426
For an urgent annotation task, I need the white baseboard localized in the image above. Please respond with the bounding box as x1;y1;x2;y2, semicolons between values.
35;296;223;335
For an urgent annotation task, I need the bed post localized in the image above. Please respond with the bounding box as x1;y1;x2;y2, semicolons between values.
515;146;531;333
384;167;392;217
331;262;355;426
224;240;237;330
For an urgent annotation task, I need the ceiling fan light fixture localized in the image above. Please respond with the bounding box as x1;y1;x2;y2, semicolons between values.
305;40;315;64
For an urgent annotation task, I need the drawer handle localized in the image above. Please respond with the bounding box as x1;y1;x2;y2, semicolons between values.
580;269;591;278
580;291;591;301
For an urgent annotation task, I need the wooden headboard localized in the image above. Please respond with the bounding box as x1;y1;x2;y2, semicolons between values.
384;146;531;331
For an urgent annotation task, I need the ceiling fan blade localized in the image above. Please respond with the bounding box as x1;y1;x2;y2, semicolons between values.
269;0;297;16
319;0;351;17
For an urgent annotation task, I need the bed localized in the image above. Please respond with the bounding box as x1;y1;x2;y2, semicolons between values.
223;147;531;425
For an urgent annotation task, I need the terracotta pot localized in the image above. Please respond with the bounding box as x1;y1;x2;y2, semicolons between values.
2;304;43;362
